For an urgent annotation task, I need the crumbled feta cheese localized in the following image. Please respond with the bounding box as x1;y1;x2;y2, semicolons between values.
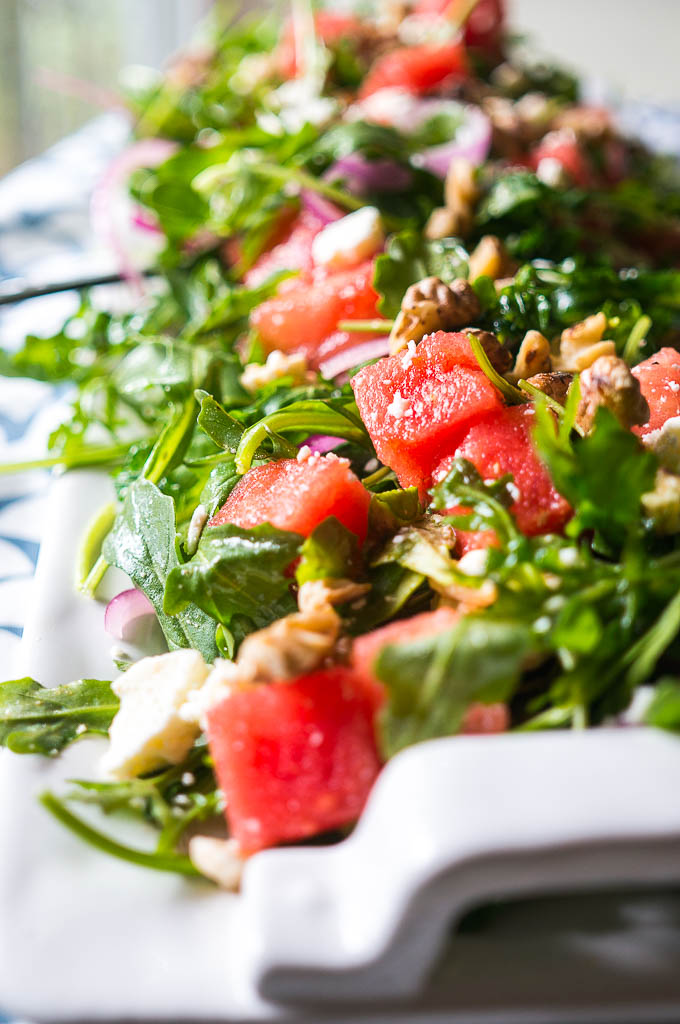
181;772;196;787
268;79;338;134
457;548;490;576
189;836;245;890
297;444;312;462
311;206;384;271
364;457;379;472
536;156;567;188
186;503;208;556
386;389;412;418
642;415;680;473
240;349;308;393
401;339;418;368
534;615;552;634
178;658;241;730
100;650;211;779
671;381;680;393
349;87;420;130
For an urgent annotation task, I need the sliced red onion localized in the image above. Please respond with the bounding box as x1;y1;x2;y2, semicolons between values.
324;154;413;195
300;189;345;225
91;138;177;289
105;588;156;642
319;336;390;379
412;105;492;178
303;434;344;454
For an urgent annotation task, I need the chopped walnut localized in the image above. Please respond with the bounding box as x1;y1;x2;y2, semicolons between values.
642;470;680;535
557;312;616;372
444;157;479;210
509;330;552;381
525;371;573;406
237;602;341;683
424;205;469;240
240;350;309;393
388;276;481;354
298;578;371;614
468;235;510;282
575;355;649;433
466;328;512;374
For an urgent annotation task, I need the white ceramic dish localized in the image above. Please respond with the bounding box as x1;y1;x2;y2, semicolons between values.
2;470;680;1023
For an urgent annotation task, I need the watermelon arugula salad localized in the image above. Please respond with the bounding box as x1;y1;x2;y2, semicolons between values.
2;0;680;887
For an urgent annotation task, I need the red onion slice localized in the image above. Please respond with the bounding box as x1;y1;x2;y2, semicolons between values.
105;588;156;642
324;154;413;195
412;105;492;178
303;434;344;454
300;190;345;225
90;138;177;288
319;336;390;379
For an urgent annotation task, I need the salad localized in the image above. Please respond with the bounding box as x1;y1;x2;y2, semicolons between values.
2;0;680;890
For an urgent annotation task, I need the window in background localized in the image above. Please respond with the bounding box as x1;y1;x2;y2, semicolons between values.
0;0;212;175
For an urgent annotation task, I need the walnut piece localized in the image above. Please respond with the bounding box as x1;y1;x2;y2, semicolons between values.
575;355;650;433
466;328;512;374
510;330;552;381
525;371;573;405
557;312;616;372
388;276;481;354
642;470;680;535
425;205;469;240
468;235;509;282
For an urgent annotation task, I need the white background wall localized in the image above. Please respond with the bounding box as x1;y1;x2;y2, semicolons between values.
513;0;680;107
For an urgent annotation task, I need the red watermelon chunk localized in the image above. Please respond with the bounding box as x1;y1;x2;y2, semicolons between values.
433;405;572;536
632;347;680;437
207;668;382;852
351;331;503;495
210;454;371;546
250;260;380;367
351;607;509;734
244;208;339;288
414;0;505;57
529;131;595;188
359;41;468;99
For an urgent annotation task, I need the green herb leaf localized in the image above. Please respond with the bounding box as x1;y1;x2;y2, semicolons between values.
103;478;219;661
164;522;301;640
644;679;680;732
0;678;117;755
373;229;469;318
295;517;359;585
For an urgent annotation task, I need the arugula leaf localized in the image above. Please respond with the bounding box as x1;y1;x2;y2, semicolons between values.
0;679;117;755
164;522;301;640
103;478;219;661
644;679;680;732
373;230;469;317
431;457;523;545
376;618;534;756
295;517;359;585
533;403;657;550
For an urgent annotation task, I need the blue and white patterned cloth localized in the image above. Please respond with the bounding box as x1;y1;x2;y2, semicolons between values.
0;113;129;679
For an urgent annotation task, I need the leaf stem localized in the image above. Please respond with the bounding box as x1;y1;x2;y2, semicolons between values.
40;791;200;876
337;319;394;333
0;442;132;476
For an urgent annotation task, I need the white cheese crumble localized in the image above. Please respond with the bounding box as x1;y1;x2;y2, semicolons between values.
240;349;308;393
311;206;384;271
536;156;567;188
188;836;245;891
179;658;241;730
642;415;680;473
386;389;412;418
100;650;211;780
457;548;490;577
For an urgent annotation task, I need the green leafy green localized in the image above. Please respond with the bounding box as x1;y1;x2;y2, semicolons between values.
376;618;534;757
644;679;680;732
164;522;301;643
295;517;359;585
373;230;469;317
0;679;117;755
103;478;219;661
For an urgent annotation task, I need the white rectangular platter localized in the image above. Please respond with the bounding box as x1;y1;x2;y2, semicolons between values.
2;470;680;1023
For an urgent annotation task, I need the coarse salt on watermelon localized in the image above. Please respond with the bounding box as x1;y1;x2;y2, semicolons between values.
632;347;680;437
351;331;503;495
206;667;382;852
210;454;371;546
250;260;380;367
433;405;571;536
